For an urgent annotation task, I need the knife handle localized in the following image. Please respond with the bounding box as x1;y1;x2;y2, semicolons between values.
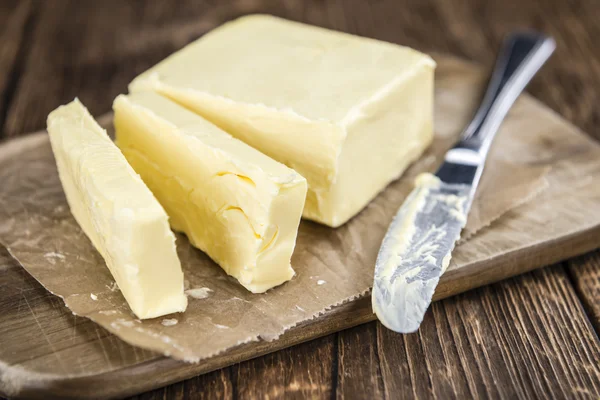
459;32;556;154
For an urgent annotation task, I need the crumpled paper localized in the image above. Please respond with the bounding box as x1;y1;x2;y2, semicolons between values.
0;55;549;362
461;161;550;243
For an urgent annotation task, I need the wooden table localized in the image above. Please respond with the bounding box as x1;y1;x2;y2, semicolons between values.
0;1;599;398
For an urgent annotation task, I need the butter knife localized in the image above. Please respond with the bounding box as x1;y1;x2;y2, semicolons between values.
372;32;556;333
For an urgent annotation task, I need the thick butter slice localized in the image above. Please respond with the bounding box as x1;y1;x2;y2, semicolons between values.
47;99;187;319
113;92;307;293
130;14;435;227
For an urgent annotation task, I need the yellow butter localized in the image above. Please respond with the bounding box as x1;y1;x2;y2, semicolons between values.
113;92;307;293
47;99;187;319
130;14;435;227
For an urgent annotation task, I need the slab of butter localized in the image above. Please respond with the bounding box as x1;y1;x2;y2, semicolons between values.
129;14;435;227
113;92;307;293
47;99;187;319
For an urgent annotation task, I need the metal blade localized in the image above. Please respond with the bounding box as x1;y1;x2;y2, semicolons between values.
372;175;471;333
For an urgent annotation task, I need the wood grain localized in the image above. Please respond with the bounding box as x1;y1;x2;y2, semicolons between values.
1;0;256;138
568;251;600;332
0;0;33;135
232;337;335;399
376;265;600;399
133;369;233;400
337;325;385;399
0;1;599;399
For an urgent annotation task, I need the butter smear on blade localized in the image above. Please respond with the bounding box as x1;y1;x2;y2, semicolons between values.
47;99;187;319
129;14;435;227
373;173;469;332
113;92;307;293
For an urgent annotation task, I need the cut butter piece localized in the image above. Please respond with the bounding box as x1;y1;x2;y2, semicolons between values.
46;99;187;319
130;14;435;227
113;92;307;293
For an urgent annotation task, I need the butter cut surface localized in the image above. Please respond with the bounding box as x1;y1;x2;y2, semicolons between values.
130;14;435;227
113;92;307;293
46;99;187;319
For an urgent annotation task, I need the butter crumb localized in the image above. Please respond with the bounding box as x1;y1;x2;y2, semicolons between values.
105;281;119;292
185;287;212;299
44;252;65;264
161;318;178;327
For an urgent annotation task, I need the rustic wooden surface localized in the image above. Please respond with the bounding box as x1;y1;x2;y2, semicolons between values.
0;0;599;399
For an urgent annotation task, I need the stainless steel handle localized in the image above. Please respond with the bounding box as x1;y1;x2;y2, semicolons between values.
435;32;555;191
459;32;556;155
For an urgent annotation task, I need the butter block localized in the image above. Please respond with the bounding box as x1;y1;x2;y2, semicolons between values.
47;99;187;319
113;92;307;293
130;14;435;227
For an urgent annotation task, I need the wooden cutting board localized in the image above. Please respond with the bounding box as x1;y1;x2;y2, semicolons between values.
1;54;600;400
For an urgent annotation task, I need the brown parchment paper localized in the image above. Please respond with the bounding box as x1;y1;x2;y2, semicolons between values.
0;56;550;362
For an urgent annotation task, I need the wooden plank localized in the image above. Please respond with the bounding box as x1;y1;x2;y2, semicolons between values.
132;369;233;400
130;336;336;400
374;304;474;399
380;0;600;141
337;267;600;400
370;266;600;399
1;0;273;138
336;325;385;399
0;0;33;137
567;251;600;333
231;337;335;399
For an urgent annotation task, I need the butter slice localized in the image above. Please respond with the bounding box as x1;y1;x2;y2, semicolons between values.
113;92;307;293
130;14;435;227
47;99;187;319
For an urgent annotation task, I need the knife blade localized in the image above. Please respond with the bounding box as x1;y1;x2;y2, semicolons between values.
372;32;556;333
